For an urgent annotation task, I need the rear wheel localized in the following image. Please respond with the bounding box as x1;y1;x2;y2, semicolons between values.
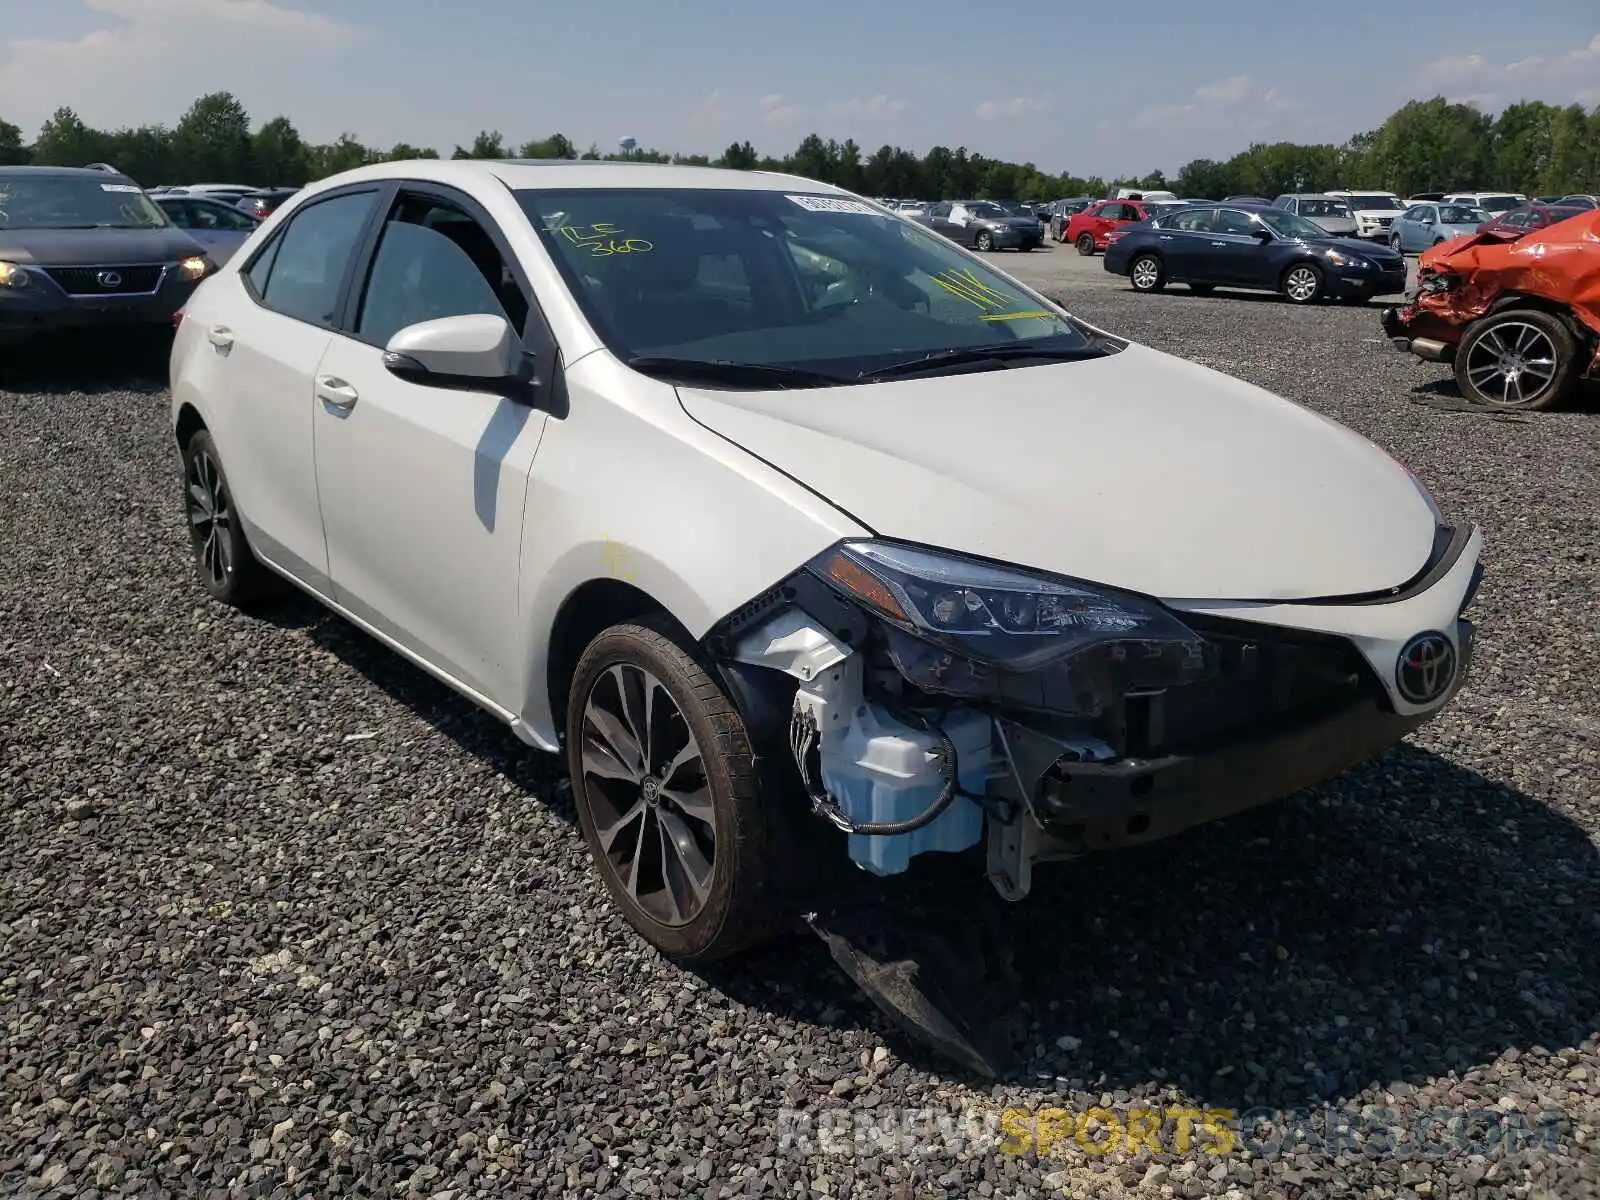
1452;309;1580;411
1076;233;1096;256
180;429;275;607
1281;262;1324;304
1129;253;1165;292
567;618;787;963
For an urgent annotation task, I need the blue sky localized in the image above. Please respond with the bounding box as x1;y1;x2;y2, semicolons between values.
2;0;1597;176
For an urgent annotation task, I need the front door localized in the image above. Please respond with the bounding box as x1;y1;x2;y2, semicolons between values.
1205;207;1270;285
311;185;554;706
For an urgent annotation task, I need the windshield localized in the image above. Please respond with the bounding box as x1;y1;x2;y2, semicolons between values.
965;202;1006;218
1300;199;1351;217
518;188;1096;383
1256;209;1332;240
1437;205;1487;224
1476;195;1520;213
0;175;167;230
1348;194;1403;210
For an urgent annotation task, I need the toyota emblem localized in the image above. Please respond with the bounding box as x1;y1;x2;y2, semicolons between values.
1396;631;1456;705
97;271;122;288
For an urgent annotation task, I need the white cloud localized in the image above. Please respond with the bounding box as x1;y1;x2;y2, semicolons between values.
0;0;362;138
1419;33;1600;107
1129;75;1289;129
826;94;906;120
974;96;1050;120
690;88;728;131
758;93;805;126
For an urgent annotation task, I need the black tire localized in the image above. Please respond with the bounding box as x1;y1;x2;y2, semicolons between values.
1128;253;1166;292
1281;261;1325;304
566;618;787;963
1189;283;1216;295
1076;233;1096;256
180;429;275;607
1390;234;1404;253
1452;308;1581;411
974;231;994;252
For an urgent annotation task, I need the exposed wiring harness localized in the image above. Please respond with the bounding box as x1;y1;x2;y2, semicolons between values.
789;700;964;836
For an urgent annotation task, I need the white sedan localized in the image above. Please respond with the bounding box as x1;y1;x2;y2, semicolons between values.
170;160;1482;966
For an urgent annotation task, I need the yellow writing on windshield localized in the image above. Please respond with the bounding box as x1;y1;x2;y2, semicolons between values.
930;266;1017;312
981;309;1057;322
559;222;654;257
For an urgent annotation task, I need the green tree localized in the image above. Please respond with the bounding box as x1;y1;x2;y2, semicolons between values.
0;118;26;166
1364;97;1492;194
1490;101;1556;192
453;130;506;159
172;92;253;181
717;141;759;170
32;107;102;166
1543;104;1598;195
252;116;311;185
307;134;371;178
519;133;575;159
382;143;440;162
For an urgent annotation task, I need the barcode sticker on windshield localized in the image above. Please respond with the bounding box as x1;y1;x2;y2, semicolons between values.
100;183;141;193
787;194;878;215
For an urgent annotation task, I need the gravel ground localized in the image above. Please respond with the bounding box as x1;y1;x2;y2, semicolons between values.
3;252;1599;1199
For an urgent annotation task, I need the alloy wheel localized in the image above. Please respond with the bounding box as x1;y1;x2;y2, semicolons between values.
579;663;715;927
1131;257;1161;290
1285;266;1319;302
1463;321;1558;408
185;450;233;587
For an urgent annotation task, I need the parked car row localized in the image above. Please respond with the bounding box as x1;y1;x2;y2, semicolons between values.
149;183;301;220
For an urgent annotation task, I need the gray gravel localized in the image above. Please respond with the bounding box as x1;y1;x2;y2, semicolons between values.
3;259;1599;1200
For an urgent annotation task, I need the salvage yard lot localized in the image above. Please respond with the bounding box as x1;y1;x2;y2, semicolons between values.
3;244;1598;1198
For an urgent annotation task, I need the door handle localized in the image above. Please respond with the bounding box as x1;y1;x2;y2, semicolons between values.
1210;241;1227;246
315;375;359;409
1158;235;1173;240
207;325;233;350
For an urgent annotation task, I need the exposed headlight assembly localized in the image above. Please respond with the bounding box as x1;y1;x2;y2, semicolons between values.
0;260;30;288
1419;272;1459;293
808;541;1213;715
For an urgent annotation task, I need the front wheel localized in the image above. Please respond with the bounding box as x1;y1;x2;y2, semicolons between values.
1129;253;1165;292
566;619;787;963
1281;262;1324;304
1452;309;1580;411
1076;233;1096;256
974;231;994;252
1390;234;1404;253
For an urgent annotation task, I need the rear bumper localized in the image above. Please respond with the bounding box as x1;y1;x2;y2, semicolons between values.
0;271;199;344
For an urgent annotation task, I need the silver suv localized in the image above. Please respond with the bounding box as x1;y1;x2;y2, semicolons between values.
1272;193;1357;238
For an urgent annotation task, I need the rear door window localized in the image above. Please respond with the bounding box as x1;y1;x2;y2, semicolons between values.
253;191;379;327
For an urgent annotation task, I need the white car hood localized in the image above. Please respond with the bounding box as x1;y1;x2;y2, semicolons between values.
677;344;1438;601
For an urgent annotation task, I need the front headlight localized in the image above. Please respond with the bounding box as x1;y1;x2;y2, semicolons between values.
807;541;1213;713
1324;250;1368;268
178;255;211;280
1419;272;1459;293
0;260;31;288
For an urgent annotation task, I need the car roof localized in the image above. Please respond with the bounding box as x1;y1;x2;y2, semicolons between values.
0;164;137;181
299;158;854;199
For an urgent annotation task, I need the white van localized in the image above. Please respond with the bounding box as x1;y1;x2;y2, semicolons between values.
1111;186;1178;202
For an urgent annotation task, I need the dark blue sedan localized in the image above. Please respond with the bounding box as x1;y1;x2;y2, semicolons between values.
1102;202;1409;304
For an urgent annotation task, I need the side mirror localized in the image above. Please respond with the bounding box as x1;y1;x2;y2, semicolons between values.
1251;227;1273;242
382;313;533;397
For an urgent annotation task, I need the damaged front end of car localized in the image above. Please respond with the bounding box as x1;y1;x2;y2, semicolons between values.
703;538;1479;1075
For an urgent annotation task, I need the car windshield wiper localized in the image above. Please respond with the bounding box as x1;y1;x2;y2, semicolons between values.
857;341;1111;381
624;356;849;389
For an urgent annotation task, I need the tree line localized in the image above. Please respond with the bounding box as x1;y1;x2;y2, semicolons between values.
2;92;1597;203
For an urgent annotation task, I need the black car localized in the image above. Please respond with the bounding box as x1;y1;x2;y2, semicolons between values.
914;200;1043;251
235;187;300;220
0;166;213;348
1102;202;1409;304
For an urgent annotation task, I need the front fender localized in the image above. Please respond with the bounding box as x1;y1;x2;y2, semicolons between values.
512;353;869;746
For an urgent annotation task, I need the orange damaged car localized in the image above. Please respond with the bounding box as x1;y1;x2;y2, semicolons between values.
1381;208;1600;410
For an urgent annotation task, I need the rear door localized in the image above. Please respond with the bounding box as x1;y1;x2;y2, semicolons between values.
190;185;387;593
1156;207;1217;279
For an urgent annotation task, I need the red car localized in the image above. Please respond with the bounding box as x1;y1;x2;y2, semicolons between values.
1062;199;1151;256
1477;204;1586;240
